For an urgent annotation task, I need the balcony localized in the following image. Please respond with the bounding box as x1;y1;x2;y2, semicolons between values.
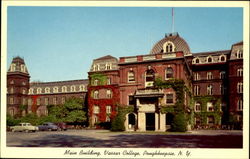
134;88;164;98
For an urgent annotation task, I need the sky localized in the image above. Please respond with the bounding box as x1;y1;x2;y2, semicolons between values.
7;7;243;82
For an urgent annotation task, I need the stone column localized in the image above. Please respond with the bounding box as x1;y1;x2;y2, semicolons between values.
138;112;146;131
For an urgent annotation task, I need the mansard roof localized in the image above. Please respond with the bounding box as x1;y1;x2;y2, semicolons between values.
192;50;231;57
150;33;191;56
94;55;118;61
30;79;88;87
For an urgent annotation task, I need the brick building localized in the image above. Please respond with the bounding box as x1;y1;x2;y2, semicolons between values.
7;32;243;131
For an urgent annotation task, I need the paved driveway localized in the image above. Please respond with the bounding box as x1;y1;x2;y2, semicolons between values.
6;129;242;148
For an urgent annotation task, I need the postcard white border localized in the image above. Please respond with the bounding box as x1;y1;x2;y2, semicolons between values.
1;1;249;159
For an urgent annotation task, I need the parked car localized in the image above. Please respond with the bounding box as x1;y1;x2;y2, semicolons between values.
38;122;59;131
10;123;38;132
55;122;67;131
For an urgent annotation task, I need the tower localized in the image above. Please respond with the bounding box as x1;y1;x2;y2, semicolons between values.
7;56;30;117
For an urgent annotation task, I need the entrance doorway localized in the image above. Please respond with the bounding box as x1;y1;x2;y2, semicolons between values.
146;113;155;130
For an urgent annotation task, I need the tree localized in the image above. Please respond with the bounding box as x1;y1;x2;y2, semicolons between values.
62;97;87;124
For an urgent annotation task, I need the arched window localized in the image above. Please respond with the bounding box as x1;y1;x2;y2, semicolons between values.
93;105;100;114
70;85;76;92
62;86;67;92
236;50;243;58
207;56;213;63
166;67;173;79
220;71;226;79
10;87;14;94
195;102;201;112
220;85;225;95
237;68;243;77
105;63;112;70
10;64;16;72
79;85;85;91
53;87;59;93
106;90;112;98
93;64;100;71
163;41;175;53
45;87;50;93
195;58;200;64
106;105;112;114
9;108;14;116
220;55;226;62
93;90;99;99
128;71;135;82
106;116;111;122
237;82;243;93
207;84;213;95
20;64;26;72
22;89;26;94
237;98;243;111
207;72;213;80
145;68;155;88
37;88;42;94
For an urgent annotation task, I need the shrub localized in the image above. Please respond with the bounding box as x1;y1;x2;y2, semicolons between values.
171;113;187;132
111;114;125;131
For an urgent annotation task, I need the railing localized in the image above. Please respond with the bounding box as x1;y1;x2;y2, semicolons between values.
135;89;163;95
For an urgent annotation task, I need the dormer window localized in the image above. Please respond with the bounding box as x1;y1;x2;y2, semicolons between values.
79;85;85;91
219;55;226;62
62;86;67;92
53;87;59;93
195;58;200;64
45;87;50;93
163;41;175;53
236;50;243;58
105;63;112;70
71;85;76;92
10;64;16;71
37;88;42;94
93;64;100;71
20;64;25;72
207;56;213;63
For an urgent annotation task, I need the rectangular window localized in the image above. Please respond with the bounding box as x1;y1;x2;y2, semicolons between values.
128;96;135;105
207;102;214;112
128;71;135;82
37;98;41;105
194;85;200;96
10;97;14;104
53;97;57;105
207;72;213;80
166;94;174;104
106;105;111;114
207;116;215;125
61;97;66;104
45;98;49;105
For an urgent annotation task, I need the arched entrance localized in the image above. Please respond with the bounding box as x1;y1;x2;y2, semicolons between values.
125;113;137;131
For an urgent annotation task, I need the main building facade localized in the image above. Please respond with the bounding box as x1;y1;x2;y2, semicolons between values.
7;32;243;131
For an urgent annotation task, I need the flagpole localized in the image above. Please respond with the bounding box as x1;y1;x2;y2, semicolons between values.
172;8;174;33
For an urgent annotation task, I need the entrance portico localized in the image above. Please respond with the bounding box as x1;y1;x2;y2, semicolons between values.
134;88;166;131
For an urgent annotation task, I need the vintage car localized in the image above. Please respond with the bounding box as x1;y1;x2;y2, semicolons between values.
38;122;59;131
55;122;67;131
10;123;38;132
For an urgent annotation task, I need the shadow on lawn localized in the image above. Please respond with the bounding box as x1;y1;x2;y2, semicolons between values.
14;133;242;148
